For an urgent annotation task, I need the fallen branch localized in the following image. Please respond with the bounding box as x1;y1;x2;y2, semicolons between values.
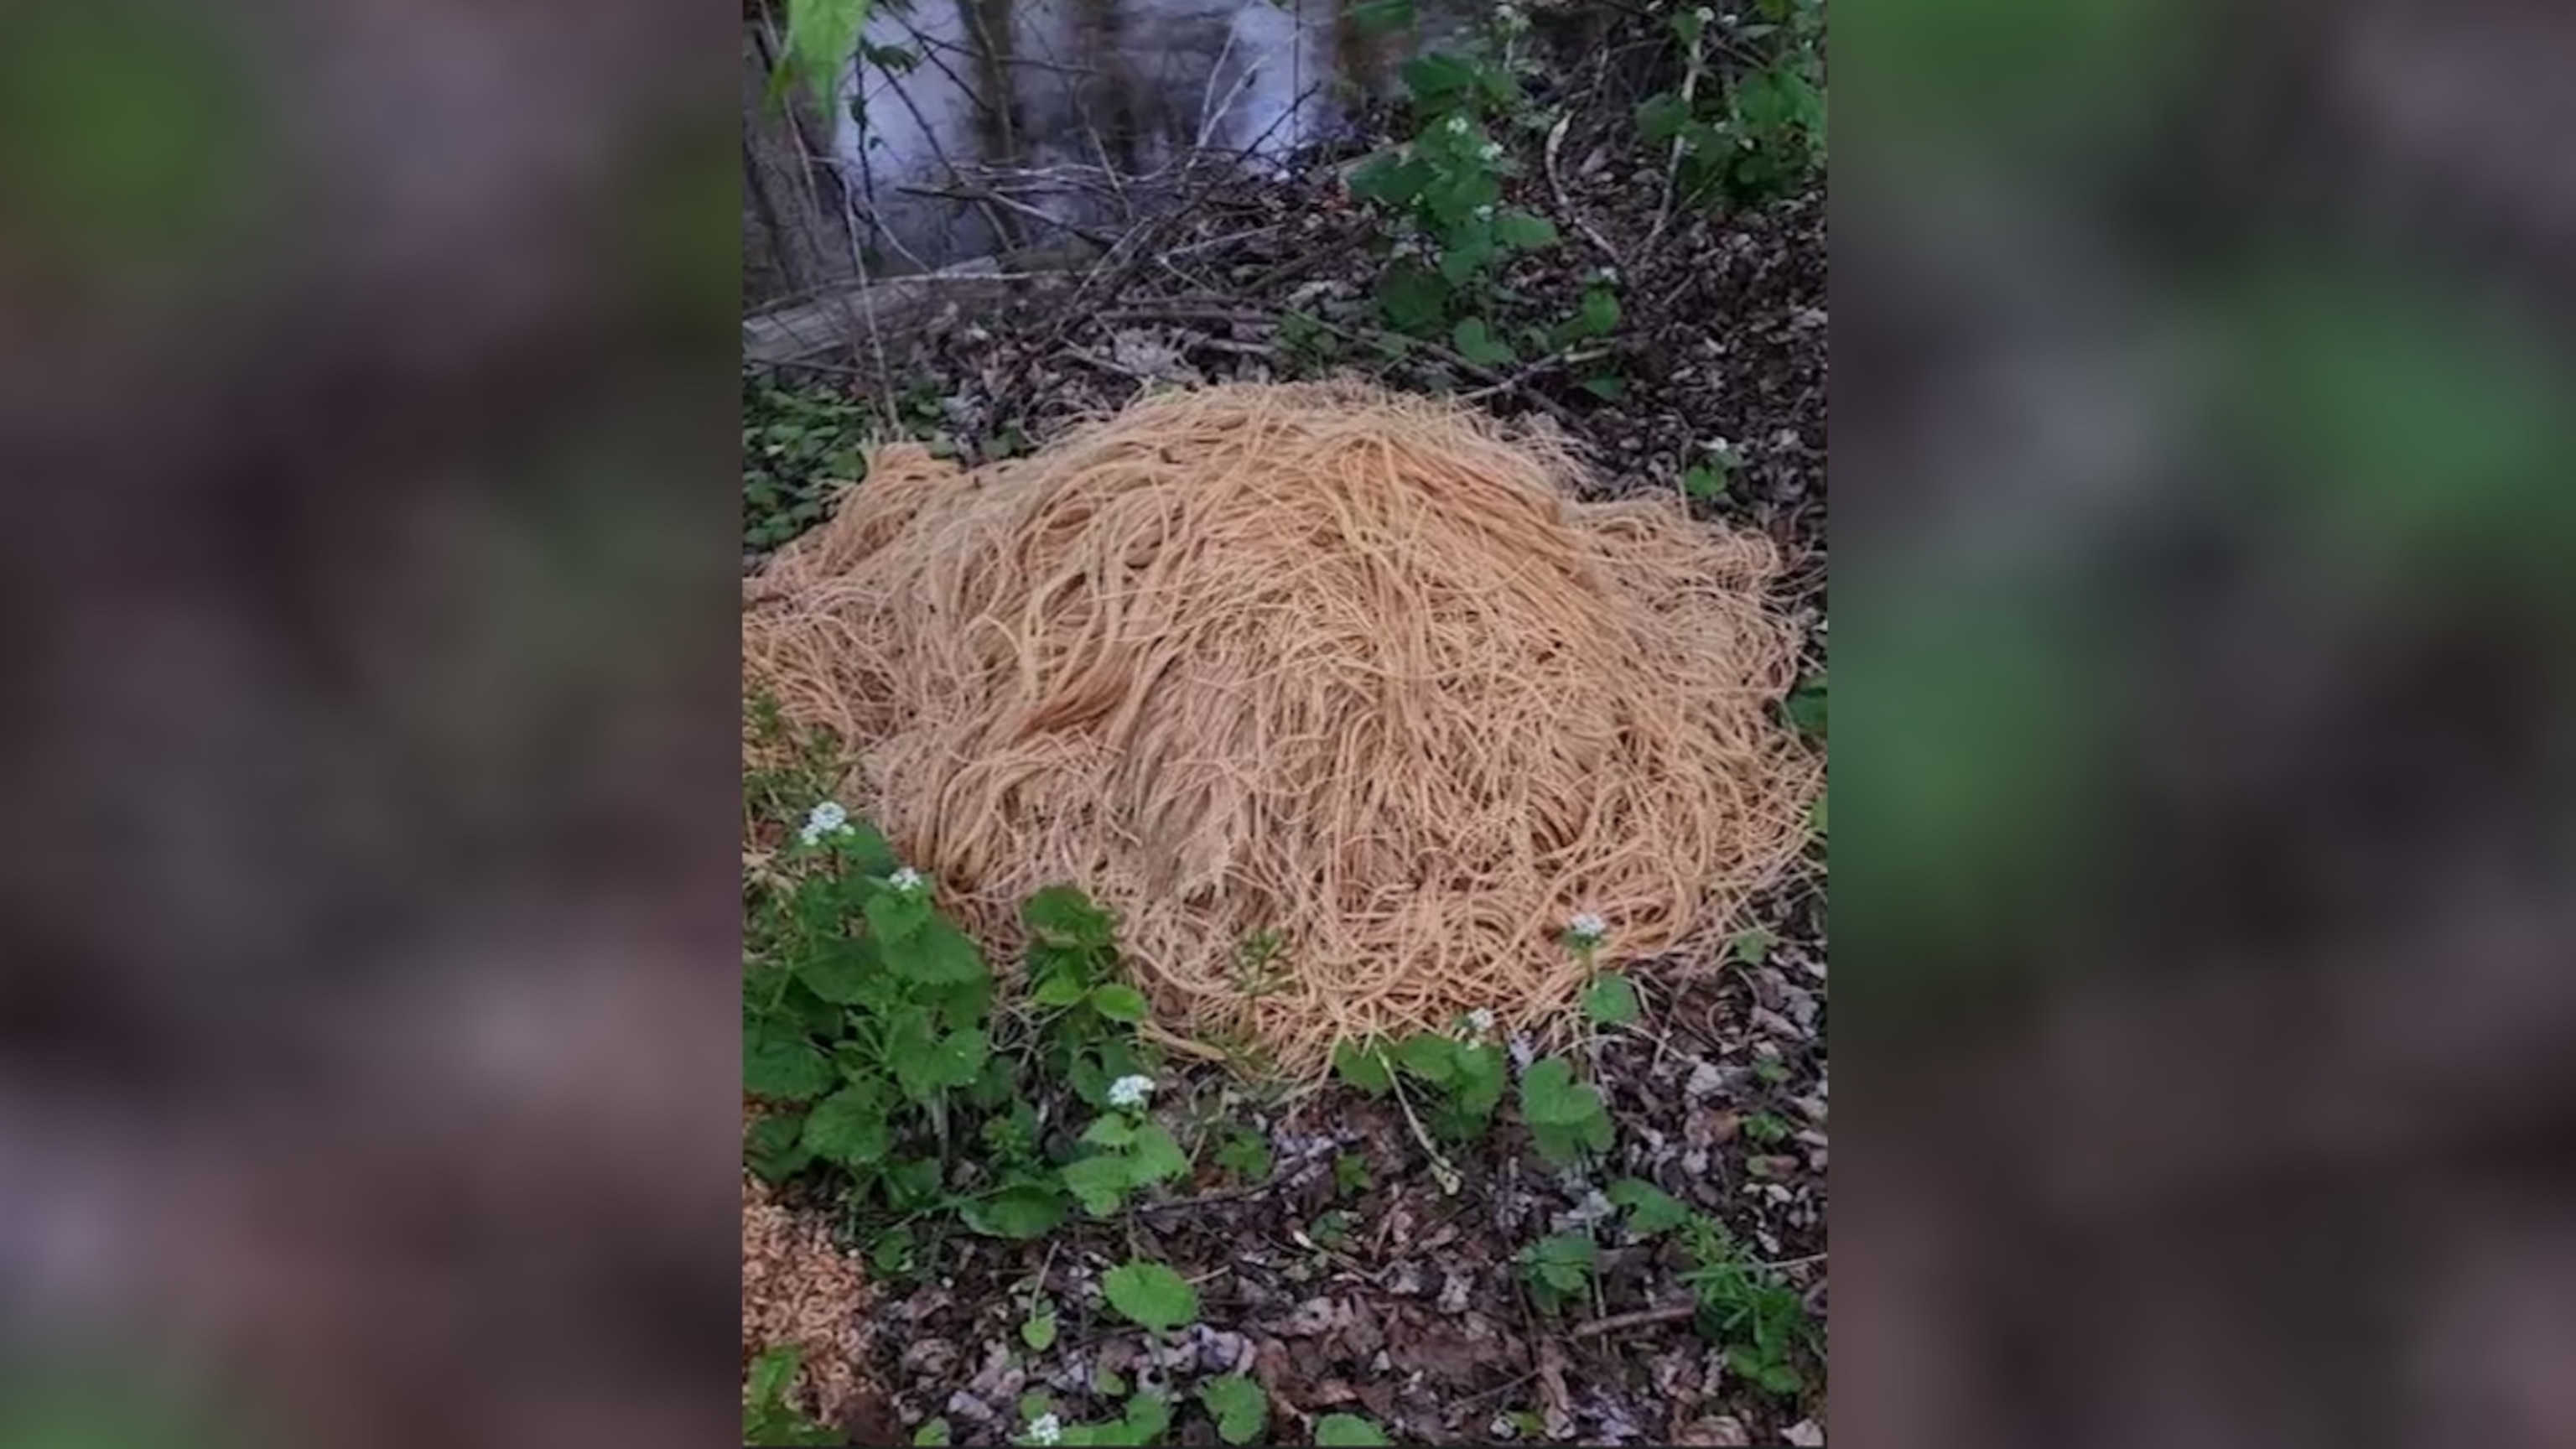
1571;1300;1701;1338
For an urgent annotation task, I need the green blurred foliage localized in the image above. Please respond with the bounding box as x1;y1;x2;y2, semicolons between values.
2227;260;2576;600
1837;574;2118;996
0;2;270;278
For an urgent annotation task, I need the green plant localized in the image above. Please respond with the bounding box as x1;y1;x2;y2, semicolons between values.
1519;1056;1614;1167
1684;448;1734;501
1313;1413;1394;1446
1727;927;1774;967
1784;671;1826;740
1198;1375;1269;1446
1307;1208;1357;1252
913;1417;953;1445
1332;1031;1509;1143
1608;1177;1695;1237
1213;1124;1274;1184
1518;1231;1598;1314
1680;1214;1817;1400
1015;1386;1173;1448
1332;1151;1374;1197
1061;1103;1192;1216
1102;1260;1199;1335
744;753;1173;1248
744;373;868;550
1348;60;1557;343
1021;1291;1060;1352
745;1346;845;1446
1581;972;1641;1027
1636;0;1826;214
1744;1111;1794;1146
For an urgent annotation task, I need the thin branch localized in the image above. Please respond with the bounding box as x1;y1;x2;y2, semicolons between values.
1571;1301;1700;1338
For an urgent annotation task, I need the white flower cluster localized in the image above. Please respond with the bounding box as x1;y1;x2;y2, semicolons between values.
1026;1412;1063;1445
1446;113;1472;136
1467;1007;1498;1036
1106;1073;1157;1109
886;866;927;897
798;800;852;846
1478;140;1504;163
1567;911;1609;946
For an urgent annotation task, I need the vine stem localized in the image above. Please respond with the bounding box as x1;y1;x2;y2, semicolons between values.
1384;1071;1463;1196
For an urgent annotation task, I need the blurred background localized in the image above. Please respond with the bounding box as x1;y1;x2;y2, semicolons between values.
0;1;742;1446
1833;0;2576;1445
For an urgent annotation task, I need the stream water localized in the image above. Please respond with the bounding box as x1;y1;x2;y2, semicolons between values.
835;0;1476;264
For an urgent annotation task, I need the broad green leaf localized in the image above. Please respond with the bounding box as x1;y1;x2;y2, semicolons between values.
1082;1115;1138;1149
1199;1375;1268;1445
1527;1231;1598;1291
961;1183;1067;1239
1582;973;1641;1026
1024;884;1114;945
802;1083;892;1167
1638;92;1693;145
892;1019;986;1102
1332;1040;1396;1096
882;916;986;984
745;1032;834;1101
1021;1312;1058;1352
1119;1391;1173;1445
1215;1129;1274;1183
883;1155;945;1208
1400;52;1478;107
1089;983;1150;1023
864;888;931;944
1125;1123;1192;1186
1314;1414;1394;1446
1102;1260;1199;1333
913;1417;953;1445
1683;462;1729;501
1062;1154;1132;1216
1608;1178;1694;1236
1449;1041;1508;1118
1519;1057;1590;1124
1579;374;1627;401
1347;153;1430;209
1031;974;1088;1009
796;934;881;1005
1451;317;1515;367
747;1344;802;1411
1437;230;1498;285
1493;209;1558;250
1420;168;1503;226
1379;262;1450;337
1394;1031;1459;1083
745;1111;810;1182
1350;0;1415;36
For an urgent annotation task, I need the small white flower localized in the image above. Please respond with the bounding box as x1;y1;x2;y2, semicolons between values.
1695;5;1716;22
1026;1413;1063;1446
798;800;852;845
887;866;927;896
1567;911;1608;945
1106;1074;1156;1109
1478;141;1503;163
1467;1008;1498;1036
1474;203;1496;221
1446;114;1472;135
